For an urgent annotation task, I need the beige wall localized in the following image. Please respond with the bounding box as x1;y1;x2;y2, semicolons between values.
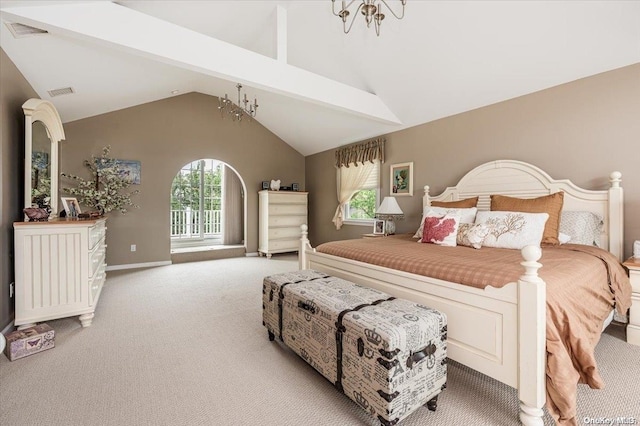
306;64;640;259
0;48;39;329
61;92;305;266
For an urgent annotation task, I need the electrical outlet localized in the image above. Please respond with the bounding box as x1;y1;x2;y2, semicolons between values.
9;282;14;298
130;244;136;252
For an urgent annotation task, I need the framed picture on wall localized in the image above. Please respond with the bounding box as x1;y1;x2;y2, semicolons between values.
390;162;413;196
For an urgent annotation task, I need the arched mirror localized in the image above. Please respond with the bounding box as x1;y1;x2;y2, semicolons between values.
22;99;65;218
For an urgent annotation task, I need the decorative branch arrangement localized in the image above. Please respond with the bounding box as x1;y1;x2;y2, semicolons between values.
61;146;139;215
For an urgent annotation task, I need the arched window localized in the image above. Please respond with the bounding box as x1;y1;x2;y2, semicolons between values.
170;159;224;246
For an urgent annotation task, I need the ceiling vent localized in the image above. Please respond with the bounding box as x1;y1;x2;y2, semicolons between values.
47;87;75;97
6;22;48;38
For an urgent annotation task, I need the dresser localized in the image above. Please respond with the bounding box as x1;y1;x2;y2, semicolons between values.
14;218;107;328
623;258;640;346
259;191;308;258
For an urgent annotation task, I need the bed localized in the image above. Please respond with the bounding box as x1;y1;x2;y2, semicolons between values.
298;160;633;426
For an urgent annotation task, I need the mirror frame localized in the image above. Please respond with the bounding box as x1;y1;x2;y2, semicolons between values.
22;99;65;218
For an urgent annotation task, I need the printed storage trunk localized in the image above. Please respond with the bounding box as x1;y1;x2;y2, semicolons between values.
262;270;447;426
5;323;55;361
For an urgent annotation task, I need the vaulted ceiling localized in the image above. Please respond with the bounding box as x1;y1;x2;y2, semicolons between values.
1;1;639;155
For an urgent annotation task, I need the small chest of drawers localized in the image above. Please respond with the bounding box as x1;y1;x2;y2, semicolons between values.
259;191;308;258
14;218;107;328
623;258;640;346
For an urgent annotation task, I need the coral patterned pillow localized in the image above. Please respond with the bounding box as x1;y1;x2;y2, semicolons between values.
456;223;490;249
420;210;460;247
474;211;549;250
413;206;477;238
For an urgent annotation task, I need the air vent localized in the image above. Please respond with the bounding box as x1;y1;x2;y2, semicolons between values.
47;87;75;97
6;22;48;38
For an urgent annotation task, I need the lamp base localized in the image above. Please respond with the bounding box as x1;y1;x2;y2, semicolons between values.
384;219;396;235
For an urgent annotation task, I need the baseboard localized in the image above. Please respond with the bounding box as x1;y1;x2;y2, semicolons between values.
106;261;172;271
245;252;259;257
2;320;15;335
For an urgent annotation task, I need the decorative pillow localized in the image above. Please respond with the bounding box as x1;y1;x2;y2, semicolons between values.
559;211;603;247
420;210;460;247
490;192;564;245
474;211;549;250
431;197;479;208
413;206;477;238
456;223;490;249
558;232;572;245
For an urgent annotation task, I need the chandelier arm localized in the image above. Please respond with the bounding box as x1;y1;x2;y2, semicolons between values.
331;0;357;17
378;0;405;20
344;2;365;34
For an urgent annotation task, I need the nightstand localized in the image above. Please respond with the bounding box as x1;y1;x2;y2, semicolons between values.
623;257;640;346
362;233;385;239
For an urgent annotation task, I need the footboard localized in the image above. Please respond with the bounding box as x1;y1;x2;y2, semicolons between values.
299;225;546;425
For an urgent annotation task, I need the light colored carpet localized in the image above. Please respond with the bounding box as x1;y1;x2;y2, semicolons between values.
1;254;639;425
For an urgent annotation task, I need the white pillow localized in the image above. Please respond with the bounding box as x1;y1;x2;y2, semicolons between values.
419;210;461;247
457;223;490;249
474;211;549;250
559;211;603;247
413;206;477;238
558;232;572;245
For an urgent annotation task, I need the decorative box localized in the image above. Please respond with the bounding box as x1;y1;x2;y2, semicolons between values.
4;323;55;361
263;270;447;426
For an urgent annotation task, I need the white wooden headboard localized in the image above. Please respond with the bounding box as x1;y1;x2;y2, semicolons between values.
423;160;623;260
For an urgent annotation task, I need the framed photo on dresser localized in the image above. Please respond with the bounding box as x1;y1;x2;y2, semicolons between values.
373;219;385;235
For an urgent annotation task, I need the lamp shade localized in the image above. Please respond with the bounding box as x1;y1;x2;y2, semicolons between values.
376;197;403;215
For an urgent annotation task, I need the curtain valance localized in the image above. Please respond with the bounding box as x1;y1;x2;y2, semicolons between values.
334;138;385;168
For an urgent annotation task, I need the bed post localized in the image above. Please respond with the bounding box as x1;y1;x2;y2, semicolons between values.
518;245;546;426
422;185;431;208
299;224;310;270
608;171;623;261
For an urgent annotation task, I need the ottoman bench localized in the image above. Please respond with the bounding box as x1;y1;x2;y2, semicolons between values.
262;270;447;426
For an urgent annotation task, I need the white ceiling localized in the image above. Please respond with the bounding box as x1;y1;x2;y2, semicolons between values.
1;0;639;156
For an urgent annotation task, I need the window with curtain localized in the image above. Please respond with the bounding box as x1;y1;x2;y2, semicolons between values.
341;161;380;222
332;138;384;230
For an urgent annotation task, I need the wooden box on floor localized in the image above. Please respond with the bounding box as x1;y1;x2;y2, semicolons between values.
263;270;447;426
4;323;55;361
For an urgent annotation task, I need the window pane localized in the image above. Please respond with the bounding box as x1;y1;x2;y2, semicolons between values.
347;189;376;219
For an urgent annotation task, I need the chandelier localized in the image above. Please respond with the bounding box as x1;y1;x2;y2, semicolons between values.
218;84;258;122
331;0;406;36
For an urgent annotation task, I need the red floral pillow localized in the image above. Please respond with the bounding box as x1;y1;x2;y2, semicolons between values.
420;210;461;246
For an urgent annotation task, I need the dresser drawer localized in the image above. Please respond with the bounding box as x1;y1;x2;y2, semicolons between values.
629;270;640;294
89;221;106;250
90;265;106;305
269;215;306;228
268;227;301;240
269;193;307;205
267;239;299;252
89;244;106;278
269;204;307;216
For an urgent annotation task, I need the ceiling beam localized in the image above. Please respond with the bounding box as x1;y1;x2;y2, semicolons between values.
277;5;287;64
1;1;402;124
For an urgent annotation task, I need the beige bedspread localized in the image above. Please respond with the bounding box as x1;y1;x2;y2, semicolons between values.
316;235;632;425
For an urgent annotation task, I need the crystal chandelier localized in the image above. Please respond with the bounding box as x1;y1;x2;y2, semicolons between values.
218;84;258;122
331;0;406;36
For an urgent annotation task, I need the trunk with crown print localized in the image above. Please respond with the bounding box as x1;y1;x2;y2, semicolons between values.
262;270;447;426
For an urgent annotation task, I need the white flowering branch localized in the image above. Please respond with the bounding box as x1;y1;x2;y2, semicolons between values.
61;146;139;214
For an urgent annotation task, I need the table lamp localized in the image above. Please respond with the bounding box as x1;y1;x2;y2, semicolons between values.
376;197;404;235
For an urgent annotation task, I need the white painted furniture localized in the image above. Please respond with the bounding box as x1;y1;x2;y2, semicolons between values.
22;98;65;218
259;190;308;258
14;218;107;328
623;258;640;346
299;160;624;426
